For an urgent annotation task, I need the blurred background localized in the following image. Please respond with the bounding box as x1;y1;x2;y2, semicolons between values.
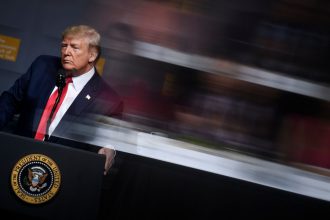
1;0;330;175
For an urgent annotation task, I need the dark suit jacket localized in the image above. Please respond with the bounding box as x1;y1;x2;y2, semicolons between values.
0;55;123;151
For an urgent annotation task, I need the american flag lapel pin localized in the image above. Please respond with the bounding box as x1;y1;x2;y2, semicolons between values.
86;94;91;100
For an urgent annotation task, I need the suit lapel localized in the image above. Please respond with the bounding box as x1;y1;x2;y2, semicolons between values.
37;75;56;111
67;73;101;115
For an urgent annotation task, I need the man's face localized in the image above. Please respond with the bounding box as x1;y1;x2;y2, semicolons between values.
61;36;97;75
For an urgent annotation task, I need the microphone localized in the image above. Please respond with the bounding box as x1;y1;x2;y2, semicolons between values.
56;68;67;90
44;69;67;141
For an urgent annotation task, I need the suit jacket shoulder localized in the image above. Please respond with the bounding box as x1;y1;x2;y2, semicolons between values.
0;55;61;134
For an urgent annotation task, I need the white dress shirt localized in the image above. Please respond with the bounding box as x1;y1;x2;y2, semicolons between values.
48;68;95;136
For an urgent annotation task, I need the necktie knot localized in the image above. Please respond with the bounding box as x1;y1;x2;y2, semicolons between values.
66;77;73;84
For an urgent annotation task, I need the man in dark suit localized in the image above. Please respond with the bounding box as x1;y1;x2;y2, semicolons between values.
0;25;123;174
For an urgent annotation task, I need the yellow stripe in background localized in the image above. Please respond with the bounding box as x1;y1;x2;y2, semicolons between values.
0;34;21;62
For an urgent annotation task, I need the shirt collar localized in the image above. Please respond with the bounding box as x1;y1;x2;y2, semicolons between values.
71;67;95;92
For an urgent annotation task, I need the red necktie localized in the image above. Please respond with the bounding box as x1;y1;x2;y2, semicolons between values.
34;77;72;140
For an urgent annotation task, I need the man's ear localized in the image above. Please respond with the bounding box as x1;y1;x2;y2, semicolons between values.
89;50;98;63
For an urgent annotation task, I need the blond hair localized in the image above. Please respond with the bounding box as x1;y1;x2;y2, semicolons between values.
62;25;101;59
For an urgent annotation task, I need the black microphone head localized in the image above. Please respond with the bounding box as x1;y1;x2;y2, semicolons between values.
56;69;66;89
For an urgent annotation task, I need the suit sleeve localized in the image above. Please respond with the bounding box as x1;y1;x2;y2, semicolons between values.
0;59;35;130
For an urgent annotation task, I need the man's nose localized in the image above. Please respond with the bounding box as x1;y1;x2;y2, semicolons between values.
63;46;72;55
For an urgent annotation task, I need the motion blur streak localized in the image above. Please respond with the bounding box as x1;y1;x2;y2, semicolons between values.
89;0;330;175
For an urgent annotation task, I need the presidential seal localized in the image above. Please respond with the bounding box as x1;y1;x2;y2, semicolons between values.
11;154;61;204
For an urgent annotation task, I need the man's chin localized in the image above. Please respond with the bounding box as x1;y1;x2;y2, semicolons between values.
62;64;77;72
